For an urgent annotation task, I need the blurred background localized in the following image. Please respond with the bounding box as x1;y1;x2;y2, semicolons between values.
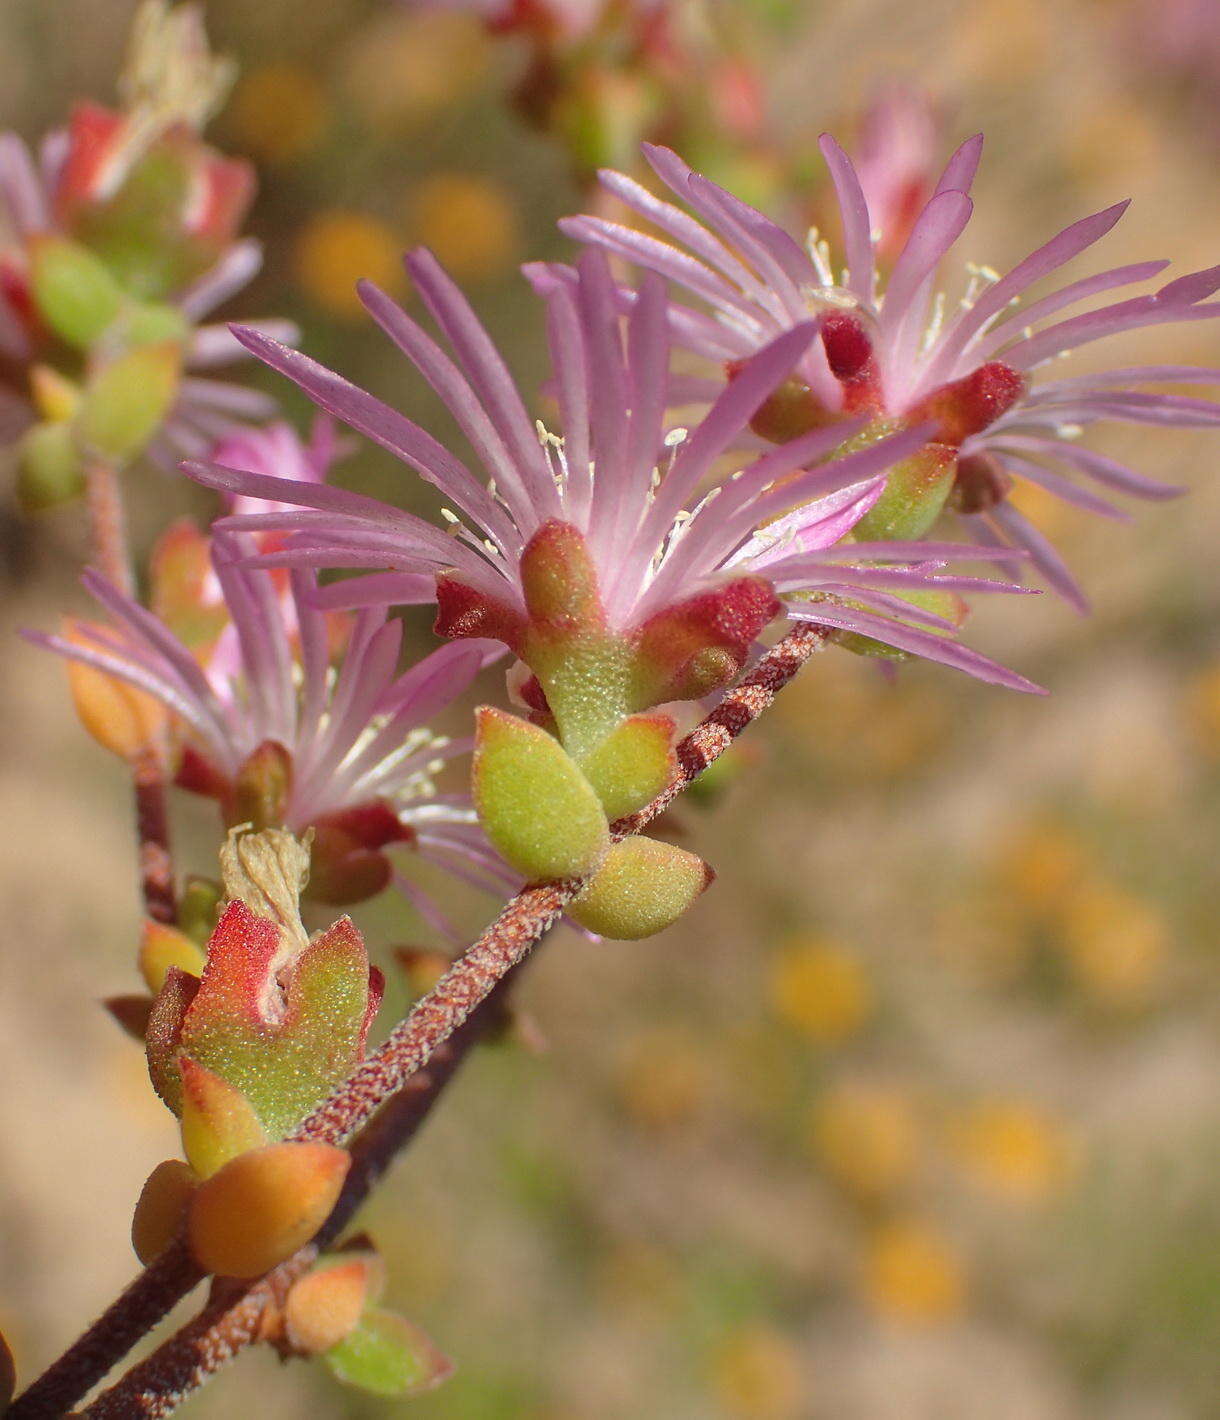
1;0;1219;1415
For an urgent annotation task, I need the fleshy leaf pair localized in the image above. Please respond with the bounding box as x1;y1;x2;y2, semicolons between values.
278;1241;452;1399
472;707;710;940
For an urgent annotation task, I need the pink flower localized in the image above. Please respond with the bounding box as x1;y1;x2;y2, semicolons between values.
188;247;1038;696
563;139;1220;609
27;543;508;913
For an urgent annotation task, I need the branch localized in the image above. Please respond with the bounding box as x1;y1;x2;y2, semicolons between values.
133;746;177;927
11;623;827;1417
83;458;134;598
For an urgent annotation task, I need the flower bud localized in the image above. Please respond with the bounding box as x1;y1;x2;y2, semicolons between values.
132;1158;197;1265
188;1141;350;1278
64;620;168;761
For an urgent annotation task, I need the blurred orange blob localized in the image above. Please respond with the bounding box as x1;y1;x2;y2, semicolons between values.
229;63;328;165
1185;662;1220;758
64;620;168;762
993;816;1094;916
709;1323;804;1419
341;13;489;133
862;1217;965;1325
617;1027;710;1131
406;174;519;282
950;1099;1072;1203
1060;881;1167;1010
294;210;404;318
1008;478;1074;544
810;1083;920;1202
768;936;873;1046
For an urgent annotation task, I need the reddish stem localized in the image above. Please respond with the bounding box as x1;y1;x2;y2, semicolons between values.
84;457;134;598
134;746;177;926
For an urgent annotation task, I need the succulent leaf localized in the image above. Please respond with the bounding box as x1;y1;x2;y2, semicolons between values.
472;707;609;880
324;1308;453;1398
188;1141;349;1279
284;1256;378;1355
177;900;380;1139
28;234;123;347
140;919;207;995
145;964;201;1113
851;442;956;541
78;340;182;460
569;836;713;940
579;712;676;819
178;1056;269;1179
131;1158;196;1265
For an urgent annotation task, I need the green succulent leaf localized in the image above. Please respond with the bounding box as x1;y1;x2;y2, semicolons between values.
570;836;713;940
580;712;676;820
78;341;182;460
472;707;609;880
324;1308;453;1398
16;421;85;510
29;235;123;347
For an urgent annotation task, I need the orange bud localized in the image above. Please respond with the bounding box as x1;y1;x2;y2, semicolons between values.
139;920;206;995
284;1257;376;1355
65;620;167;761
132;1159;197;1265
188;1141;350;1278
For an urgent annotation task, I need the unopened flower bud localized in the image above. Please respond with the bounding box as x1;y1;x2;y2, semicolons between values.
64;619;168;760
